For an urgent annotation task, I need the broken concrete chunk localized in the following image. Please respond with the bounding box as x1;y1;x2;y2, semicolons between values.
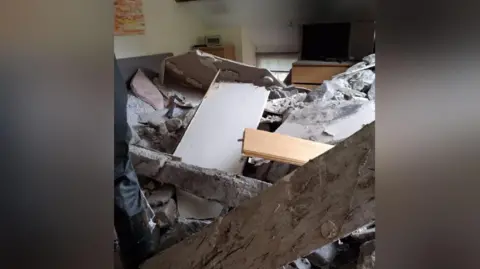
148;184;175;207
138;109;169;125
156;160;271;207
153;198;178;228
165;118;183;132
130;145;176;164
260;115;282;124
336;87;368;100
264;93;307;115
346;70;375;93
362;53;375;65
135;126;180;154
267;85;306;100
275;99;375;145
130;145;271;207
305;81;337;102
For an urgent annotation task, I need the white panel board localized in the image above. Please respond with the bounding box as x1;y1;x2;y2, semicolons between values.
174;82;269;174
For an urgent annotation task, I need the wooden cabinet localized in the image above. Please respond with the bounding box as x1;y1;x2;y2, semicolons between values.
198;45;236;61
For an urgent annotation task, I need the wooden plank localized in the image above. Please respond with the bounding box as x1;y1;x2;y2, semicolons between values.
142;122;375;269
242;128;334;166
292;65;349;84
173;82;269;174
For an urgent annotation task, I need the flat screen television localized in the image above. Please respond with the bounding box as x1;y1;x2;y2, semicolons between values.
301;23;351;61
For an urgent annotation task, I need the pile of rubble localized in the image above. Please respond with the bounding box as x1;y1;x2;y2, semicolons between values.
120;50;375;269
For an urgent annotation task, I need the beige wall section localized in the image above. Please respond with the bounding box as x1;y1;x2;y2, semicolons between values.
203;27;257;65
204;27;243;61
114;0;206;58
240;28;257;66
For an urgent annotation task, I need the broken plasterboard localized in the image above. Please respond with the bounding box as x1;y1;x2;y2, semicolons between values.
275;100;375;145
174;82;269;174
130;69;165;110
242;128;334;166
162;50;285;92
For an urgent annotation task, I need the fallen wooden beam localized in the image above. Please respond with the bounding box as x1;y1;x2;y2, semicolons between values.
130;145;272;208
141;122;375;269
242;128;334;166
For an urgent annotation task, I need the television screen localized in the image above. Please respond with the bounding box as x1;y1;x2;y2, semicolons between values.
301;23;351;61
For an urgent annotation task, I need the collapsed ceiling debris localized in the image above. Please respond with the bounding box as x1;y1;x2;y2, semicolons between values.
118;50;376;269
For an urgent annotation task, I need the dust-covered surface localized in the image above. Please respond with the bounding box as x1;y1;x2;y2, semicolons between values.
272;53;376;145
276;100;375;145
141;123;375;269
127;93;199;154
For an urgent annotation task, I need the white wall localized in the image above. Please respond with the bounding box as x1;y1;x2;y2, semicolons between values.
240;28;257;66
204;27;243;61
114;0;206;58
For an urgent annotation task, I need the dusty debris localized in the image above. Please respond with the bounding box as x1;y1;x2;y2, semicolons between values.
362;54;375;65
267;85;308;100
134;126;180;154
153;198;178;228
275;99;375;145
127;94;155;126
148;184;176;207
260;115;282;124
264;92;307;115
347;69;375;93
141;123;375;269
165;118;183;132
